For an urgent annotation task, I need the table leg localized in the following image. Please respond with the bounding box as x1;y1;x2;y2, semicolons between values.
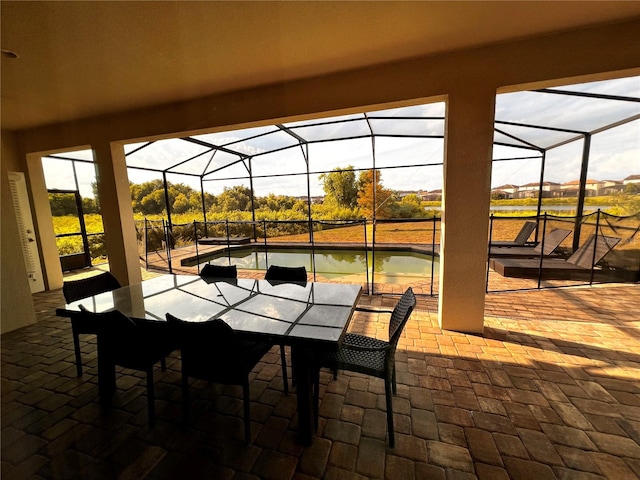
291;344;315;445
97;338;116;403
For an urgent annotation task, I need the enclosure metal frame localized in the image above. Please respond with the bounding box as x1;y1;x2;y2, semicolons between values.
44;86;640;287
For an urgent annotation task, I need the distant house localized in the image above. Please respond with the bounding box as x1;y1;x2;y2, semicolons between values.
599;180;624;195
492;184;518;199
561;179;601;197
423;189;442;201
623;174;640;185
396;190;417;199
491;190;510;199
506;177;635;198
516;181;561;198
296;195;324;204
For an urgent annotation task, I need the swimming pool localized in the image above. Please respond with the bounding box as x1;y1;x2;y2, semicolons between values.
202;247;438;283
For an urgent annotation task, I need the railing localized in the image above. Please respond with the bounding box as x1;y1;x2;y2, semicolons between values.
135;218;173;272
135;217;443;296
486;210;640;292
134;211;639;295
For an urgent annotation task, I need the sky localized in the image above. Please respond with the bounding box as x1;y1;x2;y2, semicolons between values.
42;76;640;199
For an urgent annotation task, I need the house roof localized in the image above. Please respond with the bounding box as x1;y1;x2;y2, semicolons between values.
562;179;601;185
521;181;561;187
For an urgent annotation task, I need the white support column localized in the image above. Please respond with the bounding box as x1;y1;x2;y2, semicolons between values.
25;152;64;290
438;88;496;333
93;142;142;286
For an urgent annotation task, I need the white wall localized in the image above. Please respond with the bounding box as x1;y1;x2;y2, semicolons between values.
1;131;37;333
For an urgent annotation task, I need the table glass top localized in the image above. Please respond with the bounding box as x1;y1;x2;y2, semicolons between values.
58;275;362;344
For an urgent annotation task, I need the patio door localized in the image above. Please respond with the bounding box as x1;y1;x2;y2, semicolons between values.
48;189;92;271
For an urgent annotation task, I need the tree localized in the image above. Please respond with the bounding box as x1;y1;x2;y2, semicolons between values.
173;193;191;214
257;193;297;211
217;185;253;212
611;191;640;215
140;189;166;215
357;169;395;218
624;182;639;195
491;191;508;200
128;179;219;215
91;181;101;211
320;166;358;209
401;193;422;207
391;194;428;218
130;179;165;214
48;193;78;216
82;197;99;214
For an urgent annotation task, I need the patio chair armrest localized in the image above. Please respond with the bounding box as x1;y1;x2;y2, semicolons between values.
354;307;394;314
341;342;389;353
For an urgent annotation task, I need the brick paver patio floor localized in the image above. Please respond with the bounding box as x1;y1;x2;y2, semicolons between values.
2;270;639;479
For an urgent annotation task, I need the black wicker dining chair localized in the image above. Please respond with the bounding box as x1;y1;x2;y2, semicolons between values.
200;262;288;395
62;272;122;377
79;307;173;427
263;265;308;393
314;287;416;447
166;313;272;444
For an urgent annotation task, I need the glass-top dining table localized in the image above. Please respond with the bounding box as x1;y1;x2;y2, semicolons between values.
56;274;362;445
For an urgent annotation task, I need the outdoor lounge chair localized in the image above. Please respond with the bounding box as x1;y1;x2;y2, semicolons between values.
490;234;621;279
489;228;572;258
489;221;537;247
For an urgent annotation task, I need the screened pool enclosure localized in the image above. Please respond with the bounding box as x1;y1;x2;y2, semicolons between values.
43;76;640;293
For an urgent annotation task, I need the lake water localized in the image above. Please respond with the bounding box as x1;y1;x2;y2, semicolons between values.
202;247;438;282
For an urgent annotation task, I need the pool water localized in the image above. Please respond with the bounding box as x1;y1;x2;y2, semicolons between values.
204;247;438;283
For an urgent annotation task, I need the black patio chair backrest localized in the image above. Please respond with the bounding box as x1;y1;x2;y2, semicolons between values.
200;264;238;279
264;265;307;282
388;287;417;349
78;307;171;427
83;308;171;369
63;272;123;378
63;271;121;303
166;313;271;443
166;314;263;384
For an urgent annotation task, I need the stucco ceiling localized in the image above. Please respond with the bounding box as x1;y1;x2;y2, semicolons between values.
2;1;640;131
